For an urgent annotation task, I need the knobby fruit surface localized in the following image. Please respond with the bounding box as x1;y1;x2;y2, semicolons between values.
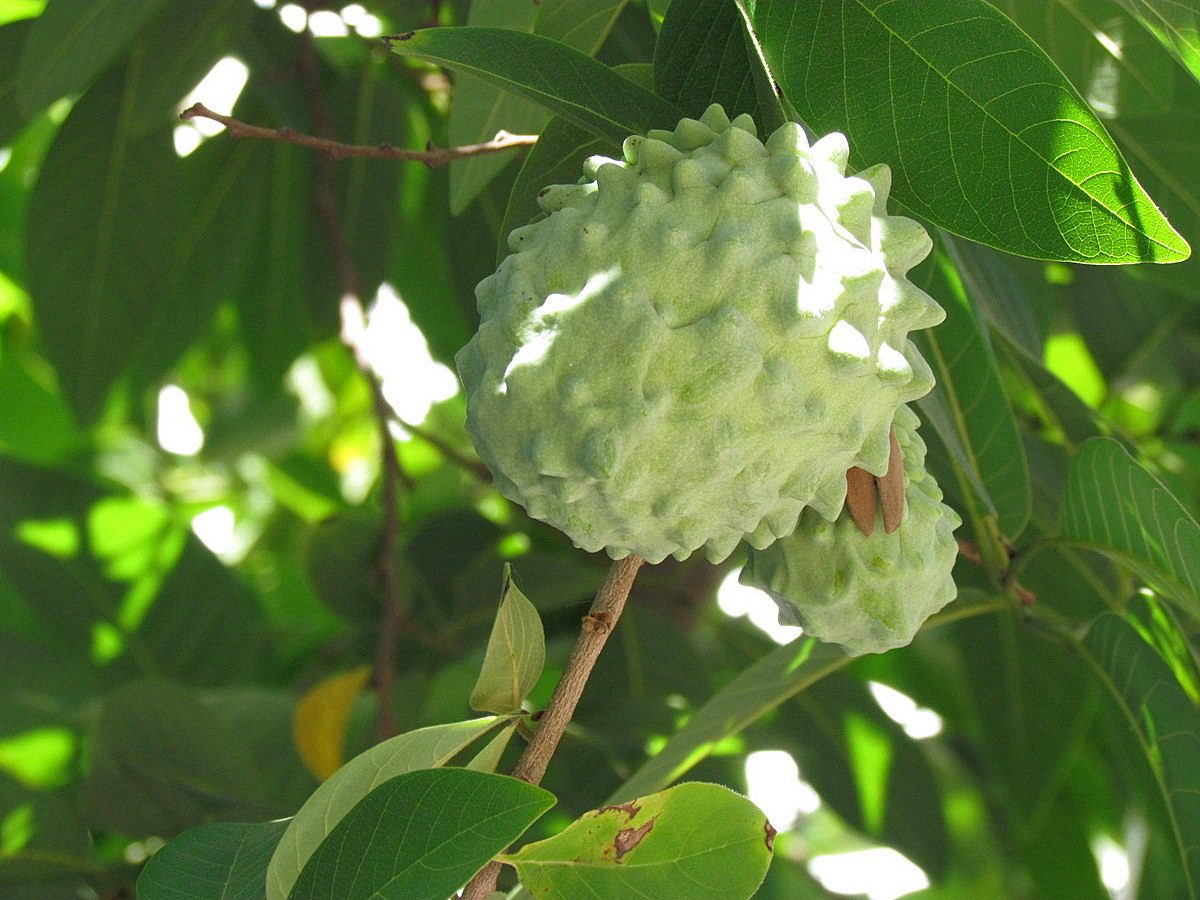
741;404;961;655
458;105;944;563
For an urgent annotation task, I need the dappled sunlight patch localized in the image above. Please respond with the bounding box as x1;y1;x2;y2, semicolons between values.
808;847;930;900
717;570;804;645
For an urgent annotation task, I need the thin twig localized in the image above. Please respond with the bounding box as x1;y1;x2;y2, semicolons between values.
957;538;1036;606
379;402;494;484
179;102;538;168
459;555;647;900
294;27;413;741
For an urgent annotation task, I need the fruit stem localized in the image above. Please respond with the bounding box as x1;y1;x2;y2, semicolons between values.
459;553;646;899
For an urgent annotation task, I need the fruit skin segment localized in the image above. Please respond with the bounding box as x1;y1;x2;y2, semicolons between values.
740;405;961;656
457;104;946;564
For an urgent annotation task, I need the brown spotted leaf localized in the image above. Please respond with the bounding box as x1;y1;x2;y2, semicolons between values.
503;782;773;899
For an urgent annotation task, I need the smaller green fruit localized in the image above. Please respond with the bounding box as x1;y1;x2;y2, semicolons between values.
740;405;960;656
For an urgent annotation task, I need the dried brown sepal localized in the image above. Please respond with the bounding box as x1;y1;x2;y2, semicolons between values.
845;466;878;537
878;426;905;534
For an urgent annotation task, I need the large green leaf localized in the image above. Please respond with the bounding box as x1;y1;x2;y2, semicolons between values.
136;536;267;686
265;717;509;900
751;0;1191;263
289;769;554;900
80;680;270;837
1075;613;1200;898
948;612;1112;899
653;0;780;127
0;18;35;146
15;0;169;119
613;638;850;801
387;27;686;145
999;1;1200;301
448;0;626;213
505;782;773;900
1061;437;1200;620
137;819;288;900
1116;0;1200;86
912;239;1032;539
470;564;546;715
24;62;186;423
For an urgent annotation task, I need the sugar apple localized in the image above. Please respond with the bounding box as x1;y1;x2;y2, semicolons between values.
456;104;945;564
740;404;961;655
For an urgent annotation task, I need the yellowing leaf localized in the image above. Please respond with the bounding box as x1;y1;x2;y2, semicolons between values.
292;665;371;781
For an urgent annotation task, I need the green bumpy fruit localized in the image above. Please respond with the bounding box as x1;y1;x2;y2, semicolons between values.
457;105;945;564
740;405;961;655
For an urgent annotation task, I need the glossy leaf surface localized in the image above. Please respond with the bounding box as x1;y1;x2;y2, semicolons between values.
1061;437;1200;621
289;769;554;900
387;28;686;145
137;820;288;900
507;783;772;900
266;718;508;900
751;0;1190;263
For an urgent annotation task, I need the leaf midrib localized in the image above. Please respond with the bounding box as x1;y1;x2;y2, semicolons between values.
848;0;1180;253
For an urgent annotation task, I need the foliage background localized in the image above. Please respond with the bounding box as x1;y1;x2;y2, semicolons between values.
1;0;1199;898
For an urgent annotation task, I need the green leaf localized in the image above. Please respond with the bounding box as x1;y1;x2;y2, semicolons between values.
912;239;1032;539
504;782;773;900
25;60;184;422
1116;0;1200;86
614;638;850;801
80;680;269;837
495;63;652;260
289;769;554;900
265;717;509;900
653;0;780;127
1000;338;1106;448
751;0;1191;263
0;320;84;465
1061;437;1200;621
466;722;519;774
233;140;320;386
1105;76;1200;302
470;565;546;715
387;28;686;145
0;774;91;884
15;0;169;119
1075;613;1200;898
136;819;288;900
136;536;267;686
0;19;35;146
303;514;386;624
999;1;1200;300
448;0;626;214
124;0;249;135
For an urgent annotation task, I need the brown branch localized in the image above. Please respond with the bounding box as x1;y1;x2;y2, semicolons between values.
292;28;417;742
957;538;1036;606
377;401;494;484
460;555;647;900
179;102;538;168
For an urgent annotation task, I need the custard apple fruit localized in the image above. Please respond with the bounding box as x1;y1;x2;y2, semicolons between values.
457;104;945;564
740;404;961;655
